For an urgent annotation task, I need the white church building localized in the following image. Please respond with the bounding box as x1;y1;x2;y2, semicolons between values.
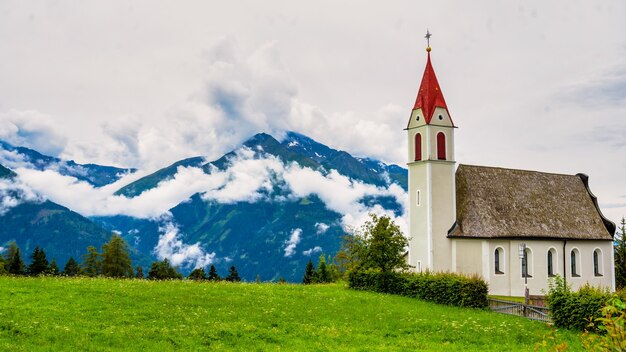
405;43;616;296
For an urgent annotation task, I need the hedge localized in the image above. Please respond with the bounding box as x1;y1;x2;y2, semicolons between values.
547;276;625;331
348;269;488;308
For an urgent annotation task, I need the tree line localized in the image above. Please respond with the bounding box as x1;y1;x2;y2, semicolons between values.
0;234;241;281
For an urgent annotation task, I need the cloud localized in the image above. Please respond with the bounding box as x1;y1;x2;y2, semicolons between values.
315;222;329;235
0;177;44;215
284;228;302;257
302;246;322;256
0;110;68;157
154;222;216;269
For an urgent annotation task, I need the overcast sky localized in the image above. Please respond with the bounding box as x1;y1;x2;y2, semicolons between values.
1;1;625;224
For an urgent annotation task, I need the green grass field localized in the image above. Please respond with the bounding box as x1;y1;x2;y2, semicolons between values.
0;277;583;351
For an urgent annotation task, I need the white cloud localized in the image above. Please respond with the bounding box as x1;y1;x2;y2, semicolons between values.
0;177;44;215
284;228;302;257
0;110;68;157
315;222;329;235
302;246;322;256
154;222;216;269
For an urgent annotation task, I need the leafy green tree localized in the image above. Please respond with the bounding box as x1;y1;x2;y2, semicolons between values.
147;259;182;280
81;246;102;277
188;268;206;280
615;217;626;289
101;234;133;278
5;242;25;275
28;246;49;275
356;214;409;273
207;264;221;281
48;259;60;276
0;256;6;275
226;265;241;282
63;257;80;277
302;259;315;284
136;266;144;279
315;255;331;283
334;233;364;277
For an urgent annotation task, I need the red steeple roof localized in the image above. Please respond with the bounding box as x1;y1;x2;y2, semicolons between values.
412;50;452;125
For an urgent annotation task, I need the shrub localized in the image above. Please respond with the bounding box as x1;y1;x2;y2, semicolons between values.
547;275;612;331
348;269;488;308
582;298;626;350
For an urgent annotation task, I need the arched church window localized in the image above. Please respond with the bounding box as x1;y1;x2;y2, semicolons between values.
437;132;446;160
415;133;422;161
594;249;602;276
571;249;580;277
522;248;533;278
494;247;504;274
547;249;556;277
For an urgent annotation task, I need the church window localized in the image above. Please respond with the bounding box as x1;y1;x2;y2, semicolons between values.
437;132;446;160
547;249;556;277
494;247;504;274
416;190;421;206
571;249;580;277
415;133;422;161
416;115;420;121
594;249;602;276
521;248;532;278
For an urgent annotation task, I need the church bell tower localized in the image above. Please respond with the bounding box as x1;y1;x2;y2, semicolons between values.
406;31;456;272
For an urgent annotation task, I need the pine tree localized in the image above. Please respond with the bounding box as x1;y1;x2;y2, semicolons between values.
0;255;6;275
226;265;241;282
63;257;80;276
615;217;626;289
28;246;49;275
188;268;206;280
302;259;315;284
101;234;133;278
81;246;101;277
147;259;182;280
48;259;60;276
207;264;221;281
6;242;25;275
316;255;330;283
136;266;144;279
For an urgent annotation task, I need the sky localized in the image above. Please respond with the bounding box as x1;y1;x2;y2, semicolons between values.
0;1;625;225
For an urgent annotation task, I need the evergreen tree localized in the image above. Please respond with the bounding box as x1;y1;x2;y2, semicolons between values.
101;234;133;278
81;246;101;277
302;259;315;284
147;259;182;280
5;242;25;275
0;256;6;275
225;265;241;282
63;257;80;277
207;264;221;281
315;255;331;283
255;274;261;283
188;268;206;280
135;266;144;279
615;217;626;289
28;246;49;275
48;259;60;276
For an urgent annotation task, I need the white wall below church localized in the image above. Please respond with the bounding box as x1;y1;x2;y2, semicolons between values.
452;238;614;296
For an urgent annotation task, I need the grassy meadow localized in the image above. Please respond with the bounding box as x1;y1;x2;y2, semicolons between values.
0;277;583;351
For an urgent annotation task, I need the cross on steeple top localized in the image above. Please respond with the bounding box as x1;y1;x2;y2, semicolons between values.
425;29;432;51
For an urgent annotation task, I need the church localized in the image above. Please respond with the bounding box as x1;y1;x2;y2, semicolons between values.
405;38;616;296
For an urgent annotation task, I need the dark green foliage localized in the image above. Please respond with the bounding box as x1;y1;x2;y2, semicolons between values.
226;266;241;282
188;268;206;280
5;242;25;275
81;246;101;277
348;269;489;309
302;259;315;284
28;246;49;275
0;256;6;275
147;259;182;280
48;259;60;276
101;234;133;278
207;265;220;281
615;217;626;289
334;234;364;278
547;275;613;331
136;266;144;279
315;255;331;283
63;257;80;276
354;214;409;273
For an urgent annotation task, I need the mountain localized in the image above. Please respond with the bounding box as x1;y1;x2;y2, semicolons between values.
0;163;124;268
1;132;407;281
0;140;135;187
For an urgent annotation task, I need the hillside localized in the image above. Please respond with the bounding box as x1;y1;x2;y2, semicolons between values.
0;277;584;351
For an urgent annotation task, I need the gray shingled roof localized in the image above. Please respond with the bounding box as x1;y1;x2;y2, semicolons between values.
448;164;614;240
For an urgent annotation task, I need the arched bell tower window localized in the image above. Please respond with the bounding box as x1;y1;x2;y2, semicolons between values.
414;133;422;161
437;132;446;160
